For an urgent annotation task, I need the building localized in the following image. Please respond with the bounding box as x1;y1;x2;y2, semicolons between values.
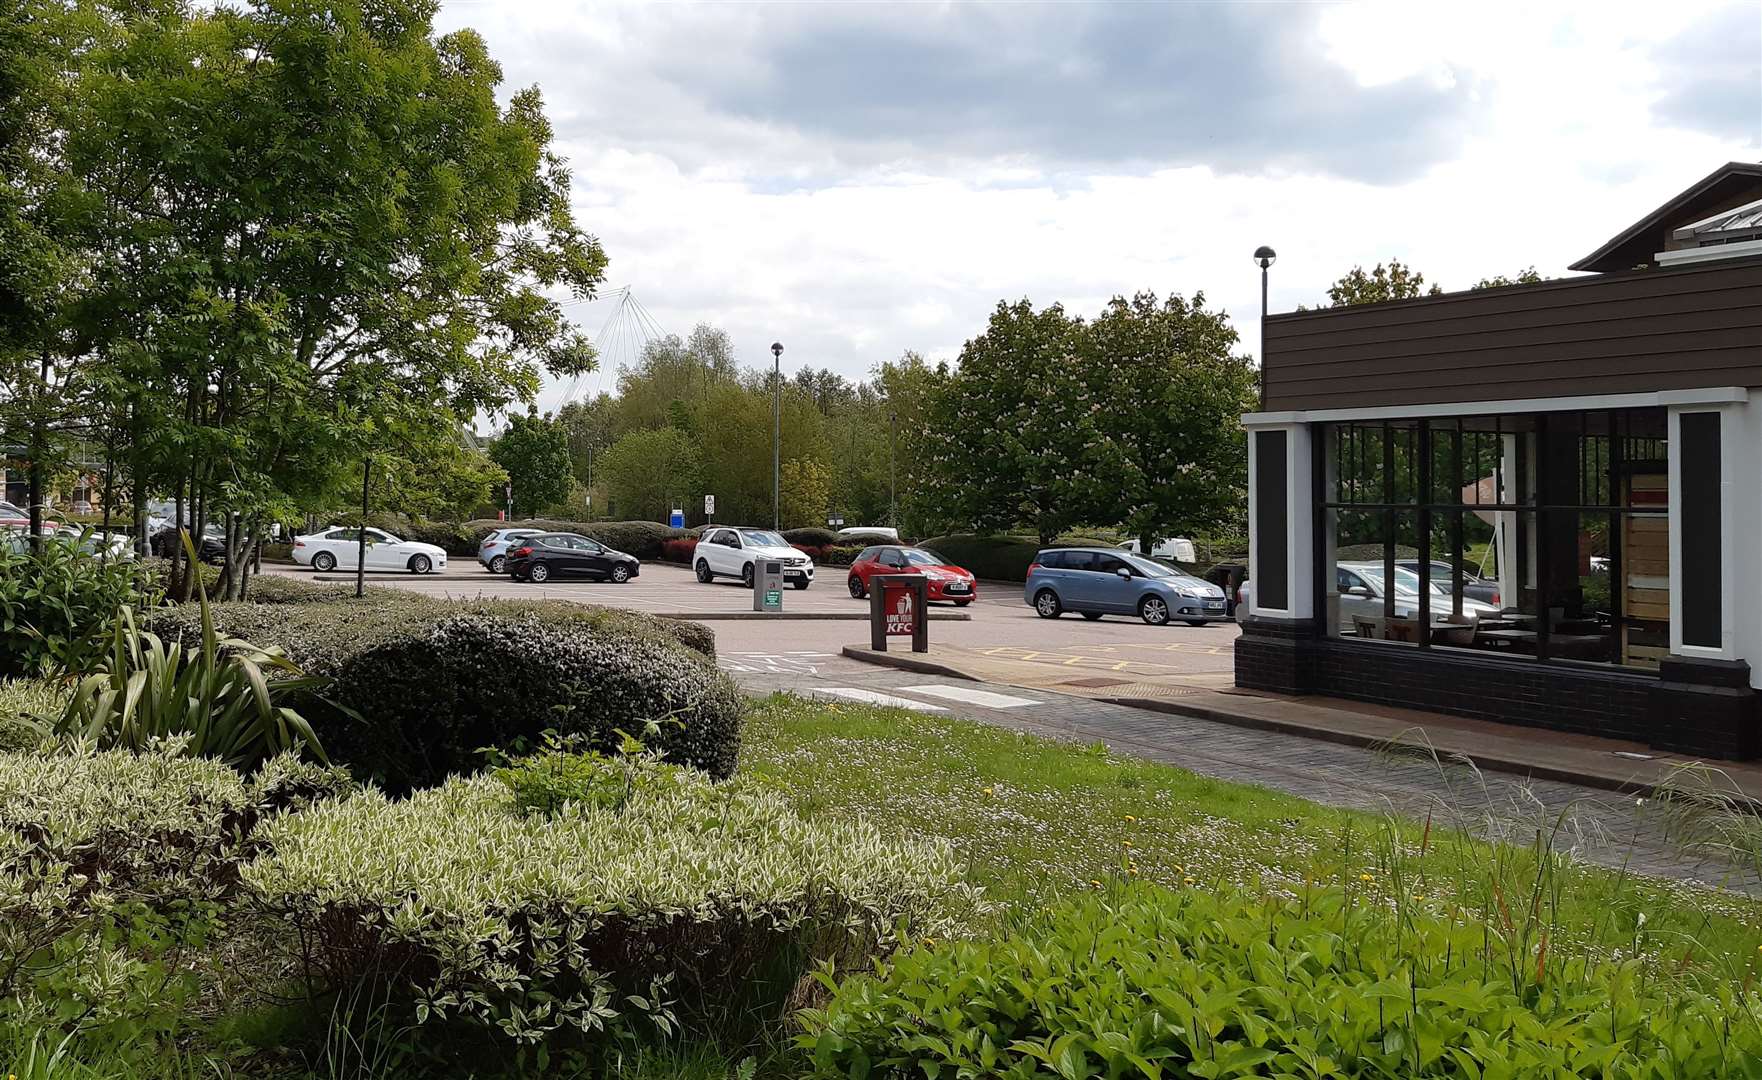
1238;162;1762;760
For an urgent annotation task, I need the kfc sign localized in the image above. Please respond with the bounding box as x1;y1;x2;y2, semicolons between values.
883;586;916;637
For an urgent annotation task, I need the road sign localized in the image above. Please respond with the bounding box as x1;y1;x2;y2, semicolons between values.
669;508;684;528
704;494;715;516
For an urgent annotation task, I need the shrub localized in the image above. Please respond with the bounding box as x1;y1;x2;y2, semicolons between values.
816;544;866;568
402;519;478;556
150;600;737;791
660;537;698;563
0;542;158;677
0;680;60;752
801;881;1762;1078
782;527;839;548
916;532;1116;581
237;572;356;604
244;764;977;1054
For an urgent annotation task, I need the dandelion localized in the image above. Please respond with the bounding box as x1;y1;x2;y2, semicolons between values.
1127;867;1138;876
1089;879;1104;889
1359;873;1375;883
981;786;994;797
1412;894;1424;902
1123;814;1137;823
1121;839;1133;848
1183;876;1196;885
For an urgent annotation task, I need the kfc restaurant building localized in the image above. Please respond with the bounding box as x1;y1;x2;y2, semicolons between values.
1237;162;1762;760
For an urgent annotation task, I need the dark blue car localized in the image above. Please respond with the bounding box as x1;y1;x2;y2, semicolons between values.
1024;547;1228;626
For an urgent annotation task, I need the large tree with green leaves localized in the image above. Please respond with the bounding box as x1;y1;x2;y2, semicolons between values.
1321;259;1442;306
490;412;573;518
598;427;703;523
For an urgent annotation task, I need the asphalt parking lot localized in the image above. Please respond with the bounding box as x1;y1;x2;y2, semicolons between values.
260;559;1239;680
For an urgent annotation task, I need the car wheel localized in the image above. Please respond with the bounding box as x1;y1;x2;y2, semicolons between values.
1034;589;1062;619
1081;611;1103;621
695;559;713;583
1139;595;1170;626
528;563;551;583
611;563;631;583
848;575;866;598
409;554;432;574
792;579;810;591
741;563;755;589
311;551;336;572
489;555;507;574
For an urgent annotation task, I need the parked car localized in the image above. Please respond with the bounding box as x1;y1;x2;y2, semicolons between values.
836;526;899;543
1024;547;1228;626
1118;537;1198;564
506;532;639;584
846;545;977;605
1394;559;1501;605
478;527;542;574
151;522;228;563
695;527;814;589
291;526;447;573
1336;562;1501;639
0;501;55;530
56;525;133;560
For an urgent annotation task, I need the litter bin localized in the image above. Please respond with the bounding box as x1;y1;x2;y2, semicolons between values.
869;573;929;653
753;559;784;613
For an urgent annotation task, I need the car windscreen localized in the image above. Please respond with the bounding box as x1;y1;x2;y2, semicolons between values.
900;549;944;566
1359;567;1442;597
1121;554;1180;578
739;530;787;547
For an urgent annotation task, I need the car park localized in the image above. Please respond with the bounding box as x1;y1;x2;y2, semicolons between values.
291;526;447;573
1024;547;1228;626
695;527;814;589
478;527;542;574
506;533;639;584
846;545;977;605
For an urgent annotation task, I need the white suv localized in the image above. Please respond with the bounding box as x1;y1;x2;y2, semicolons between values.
695;527;814;590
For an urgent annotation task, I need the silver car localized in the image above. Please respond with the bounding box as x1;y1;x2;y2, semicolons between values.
1336;561;1499;642
478;527;542;574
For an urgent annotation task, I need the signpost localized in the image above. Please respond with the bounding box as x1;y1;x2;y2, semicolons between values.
869;573;929;653
754;559;784;613
704;494;715;522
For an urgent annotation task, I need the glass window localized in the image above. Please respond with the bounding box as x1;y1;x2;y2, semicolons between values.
900;549;942;566
1093;554;1130;575
739;530;787;547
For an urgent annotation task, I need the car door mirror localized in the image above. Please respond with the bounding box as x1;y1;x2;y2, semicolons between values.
1115;567;1132;579
1343;585;1373;599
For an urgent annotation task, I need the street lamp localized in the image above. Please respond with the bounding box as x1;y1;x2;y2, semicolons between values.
1253;246;1276;410
771;341;783;529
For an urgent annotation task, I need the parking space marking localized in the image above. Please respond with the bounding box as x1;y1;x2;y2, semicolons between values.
809;687;947;712
898;684;1042;709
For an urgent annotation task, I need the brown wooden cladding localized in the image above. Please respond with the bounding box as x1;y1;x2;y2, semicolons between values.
1262;256;1762;412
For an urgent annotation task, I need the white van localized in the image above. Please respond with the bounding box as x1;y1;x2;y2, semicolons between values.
1118;537;1197;564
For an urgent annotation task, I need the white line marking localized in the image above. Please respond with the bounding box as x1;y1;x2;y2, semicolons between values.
898;684;1043;709
809;687;947;712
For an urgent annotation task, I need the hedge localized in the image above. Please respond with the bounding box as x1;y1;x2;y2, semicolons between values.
915;532;1117;582
660;537;697;563
782;526;839;547
244;760;976;1052
150;599;736;791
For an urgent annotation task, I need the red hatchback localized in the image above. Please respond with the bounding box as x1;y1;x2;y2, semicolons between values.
847;545;977;606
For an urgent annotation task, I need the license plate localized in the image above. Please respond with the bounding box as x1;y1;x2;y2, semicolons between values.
945;583;969;593
1205;601;1224;610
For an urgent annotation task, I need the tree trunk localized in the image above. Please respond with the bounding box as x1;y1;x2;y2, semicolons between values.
238;517;263;601
99;448;115;566
171;476;187;598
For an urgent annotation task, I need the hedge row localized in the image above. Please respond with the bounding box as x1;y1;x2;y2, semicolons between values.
149;596;735;791
916;532;1118;582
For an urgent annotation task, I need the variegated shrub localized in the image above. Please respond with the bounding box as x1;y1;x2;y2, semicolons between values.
244;759;980;1049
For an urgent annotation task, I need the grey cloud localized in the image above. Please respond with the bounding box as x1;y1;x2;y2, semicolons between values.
1650;4;1762;144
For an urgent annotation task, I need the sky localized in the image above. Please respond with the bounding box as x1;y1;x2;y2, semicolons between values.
431;0;1762;414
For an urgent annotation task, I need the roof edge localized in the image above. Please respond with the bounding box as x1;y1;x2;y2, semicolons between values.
1567;161;1762;273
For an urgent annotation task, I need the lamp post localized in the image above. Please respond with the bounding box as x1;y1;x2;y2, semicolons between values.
1253;245;1276;411
771;341;783;529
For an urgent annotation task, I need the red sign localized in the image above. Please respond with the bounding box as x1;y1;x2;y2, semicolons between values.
883;584;916;637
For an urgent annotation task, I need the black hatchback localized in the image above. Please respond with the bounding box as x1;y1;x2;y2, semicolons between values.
507;533;640;584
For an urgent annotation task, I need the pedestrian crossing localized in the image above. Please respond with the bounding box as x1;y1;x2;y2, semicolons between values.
805;684;1044;713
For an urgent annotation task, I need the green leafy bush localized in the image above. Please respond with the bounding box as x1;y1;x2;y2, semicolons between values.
151;599;737;791
815;544;866;568
245;764;977;1054
782;527;839;547
916;532;1117;582
238;572;357;604
494;739;682;817
802;881;1762;1078
0;680;61;752
0;542;158;677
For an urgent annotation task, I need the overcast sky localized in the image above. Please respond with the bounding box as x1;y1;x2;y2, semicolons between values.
433;0;1762;412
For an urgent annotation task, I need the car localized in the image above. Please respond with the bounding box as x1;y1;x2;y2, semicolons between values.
291;526;447;573
836;525;899;542
505;532;639;584
1024;547;1228;626
478;527;543;574
1394;560;1501;606
695;526;814;590
1118;537;1198;564
1335;562;1500;641
151;522;228;563
846;545;977;605
55;525;133;560
0;501;55;530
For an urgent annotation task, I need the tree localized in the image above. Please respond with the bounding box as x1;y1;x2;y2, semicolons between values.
1088;292;1258;553
598;427;703;522
1471;267;1547;289
780;457;832;528
1322;259;1442;306
490;413;573;518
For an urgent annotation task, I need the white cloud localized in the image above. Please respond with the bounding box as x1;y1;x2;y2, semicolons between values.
433;0;1762;415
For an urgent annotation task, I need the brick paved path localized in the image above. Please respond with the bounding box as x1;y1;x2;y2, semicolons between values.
728;655;1760;894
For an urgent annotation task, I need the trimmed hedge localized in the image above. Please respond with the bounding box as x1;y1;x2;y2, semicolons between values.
150;598;736;791
916;532;1118;582
782;526;839;547
660;537;698;563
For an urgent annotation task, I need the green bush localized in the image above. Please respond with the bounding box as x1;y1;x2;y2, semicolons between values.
0;680;60;752
236;572;356;604
244;764;977;1054
802;881;1762;1078
916;532;1117;582
402;519;479;556
151;599;737;791
782;527;839;547
816;543;866;568
0;543;158;677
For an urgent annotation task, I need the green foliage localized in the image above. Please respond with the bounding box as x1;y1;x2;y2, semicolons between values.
1472;266;1548;289
494;740;682;818
151;598;736;791
245;766;978;1055
490;412;576;518
802;881;1762;1078
0;678;60;751
917;532;1117;581
56;605;328;770
1323;258;1444;306
0;541;156;677
782;527;840;547
599;426;705;523
779;457;832;529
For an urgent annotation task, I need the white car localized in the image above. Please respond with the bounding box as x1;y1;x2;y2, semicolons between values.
694;526;814;590
1119;537;1198;564
836;525;899;542
291;526;447;574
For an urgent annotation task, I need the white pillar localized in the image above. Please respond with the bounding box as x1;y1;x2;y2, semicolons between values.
1245;419;1315;621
